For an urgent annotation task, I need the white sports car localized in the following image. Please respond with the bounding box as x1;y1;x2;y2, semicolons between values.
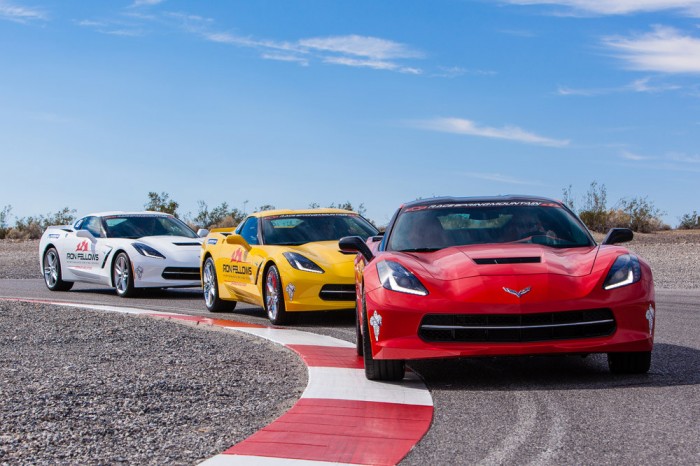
39;211;204;297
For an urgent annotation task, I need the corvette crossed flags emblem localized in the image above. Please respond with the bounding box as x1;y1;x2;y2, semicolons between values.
503;286;531;298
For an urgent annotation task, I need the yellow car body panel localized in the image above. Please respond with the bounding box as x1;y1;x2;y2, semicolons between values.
201;209;376;313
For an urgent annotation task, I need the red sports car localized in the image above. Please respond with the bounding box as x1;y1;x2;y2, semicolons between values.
339;196;655;381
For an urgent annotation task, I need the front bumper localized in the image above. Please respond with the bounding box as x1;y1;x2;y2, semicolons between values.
364;280;655;360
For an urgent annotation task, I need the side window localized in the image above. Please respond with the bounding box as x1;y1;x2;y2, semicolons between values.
81;216;103;238
239;217;259;245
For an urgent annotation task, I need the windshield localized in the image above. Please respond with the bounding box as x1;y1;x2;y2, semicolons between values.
103;215;198;239
386;201;594;251
262;214;378;246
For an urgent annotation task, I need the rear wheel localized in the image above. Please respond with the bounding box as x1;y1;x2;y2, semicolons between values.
113;252;137;297
264;265;290;325
362;296;404;381
42;247;73;291
203;257;236;312
607;351;652;374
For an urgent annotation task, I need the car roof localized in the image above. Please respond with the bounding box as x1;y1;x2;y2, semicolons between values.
401;195;565;209
82;211;173;218
250;208;357;218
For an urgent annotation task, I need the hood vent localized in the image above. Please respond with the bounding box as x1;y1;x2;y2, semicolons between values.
473;257;541;265
173;242;202;246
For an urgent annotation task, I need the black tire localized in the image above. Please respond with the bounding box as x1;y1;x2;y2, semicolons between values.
42;247;73;291
608;351;652;374
362;298;405;381
264;265;291;325
112;252;137;298
202;257;236;312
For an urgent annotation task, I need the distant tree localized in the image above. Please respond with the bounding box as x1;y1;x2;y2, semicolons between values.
578;181;609;232
6;207;76;240
145;192;179;217
327;201;367;216
0;205;11;239
678;211;700;230
561;185;575;211
193;201;246;229
615;197;667;233
308;202;320;209
256;204;276;212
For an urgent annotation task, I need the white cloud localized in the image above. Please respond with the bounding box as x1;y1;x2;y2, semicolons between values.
620;150;654;161
557;76;681;95
131;0;165;7
604;26;700;73
501;0;700;16
262;53;309;66
299;35;423;60
412;117;570;147
0;0;46;22
463;172;542;185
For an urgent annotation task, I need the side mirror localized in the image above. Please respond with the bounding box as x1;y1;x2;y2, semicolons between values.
197;228;209;238
225;234;251;249
76;229;97;242
339;236;374;262
602;228;634;245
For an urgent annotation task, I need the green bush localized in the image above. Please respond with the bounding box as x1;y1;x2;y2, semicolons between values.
678;211;700;229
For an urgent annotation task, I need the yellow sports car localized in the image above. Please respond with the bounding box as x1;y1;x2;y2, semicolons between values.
200;209;379;324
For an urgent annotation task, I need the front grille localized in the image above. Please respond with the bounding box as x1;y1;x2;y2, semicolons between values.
319;284;355;301
473;257;541;265
161;267;201;280
419;308;615;343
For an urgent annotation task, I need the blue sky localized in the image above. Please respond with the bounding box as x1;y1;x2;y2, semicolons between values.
1;0;699;227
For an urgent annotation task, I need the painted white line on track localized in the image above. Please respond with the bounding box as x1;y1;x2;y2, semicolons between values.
234;327;355;348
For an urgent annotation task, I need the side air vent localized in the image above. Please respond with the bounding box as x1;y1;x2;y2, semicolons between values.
172;242;202;246
473;257;541;265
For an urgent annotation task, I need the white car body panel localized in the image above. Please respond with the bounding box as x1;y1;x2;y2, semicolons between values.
39;211;202;292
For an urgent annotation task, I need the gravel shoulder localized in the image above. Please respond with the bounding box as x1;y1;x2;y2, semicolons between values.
0;301;306;465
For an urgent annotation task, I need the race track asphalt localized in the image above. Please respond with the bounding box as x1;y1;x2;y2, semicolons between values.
1;279;698;465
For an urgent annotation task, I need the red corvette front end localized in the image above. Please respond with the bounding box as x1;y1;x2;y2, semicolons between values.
362;244;654;361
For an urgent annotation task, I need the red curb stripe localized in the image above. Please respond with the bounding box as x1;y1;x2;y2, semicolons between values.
224;399;432;465
149;313;267;328
287;345;364;369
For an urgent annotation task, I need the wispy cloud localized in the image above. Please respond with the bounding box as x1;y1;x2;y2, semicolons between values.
0;0;46;23
76;18;144;37
411;117;570;147
130;0;165;7
620;150;654;161
463;171;543;185
501;0;700;16
603;26;700;74
557;76;682;95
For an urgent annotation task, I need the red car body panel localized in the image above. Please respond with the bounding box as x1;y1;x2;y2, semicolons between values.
357;243;655;361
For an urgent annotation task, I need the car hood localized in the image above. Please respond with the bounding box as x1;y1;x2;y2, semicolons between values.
397;243;599;280
286;240;356;266
130;236;203;256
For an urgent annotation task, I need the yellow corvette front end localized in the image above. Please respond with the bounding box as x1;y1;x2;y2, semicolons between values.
200;208;379;324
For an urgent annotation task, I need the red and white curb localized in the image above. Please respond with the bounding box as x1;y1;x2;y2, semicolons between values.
4;299;434;465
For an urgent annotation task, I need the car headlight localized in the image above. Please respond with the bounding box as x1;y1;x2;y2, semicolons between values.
132;243;166;259
603;254;641;290
283;252;324;274
377;260;428;296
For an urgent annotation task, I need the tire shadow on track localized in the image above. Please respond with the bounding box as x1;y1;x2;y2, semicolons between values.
408;343;700;392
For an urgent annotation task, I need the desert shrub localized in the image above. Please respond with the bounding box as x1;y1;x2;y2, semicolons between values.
616;197;667;233
577;181;610;233
6;207;76;240
678;211;700;229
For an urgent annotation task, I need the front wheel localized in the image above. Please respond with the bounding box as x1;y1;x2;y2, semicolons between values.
362;302;404;381
264;265;290;325
113;252;137;297
43;247;73;291
607;351;652;374
203;257;236;312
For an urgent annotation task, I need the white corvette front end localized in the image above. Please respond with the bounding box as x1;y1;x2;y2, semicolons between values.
39;211;204;296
